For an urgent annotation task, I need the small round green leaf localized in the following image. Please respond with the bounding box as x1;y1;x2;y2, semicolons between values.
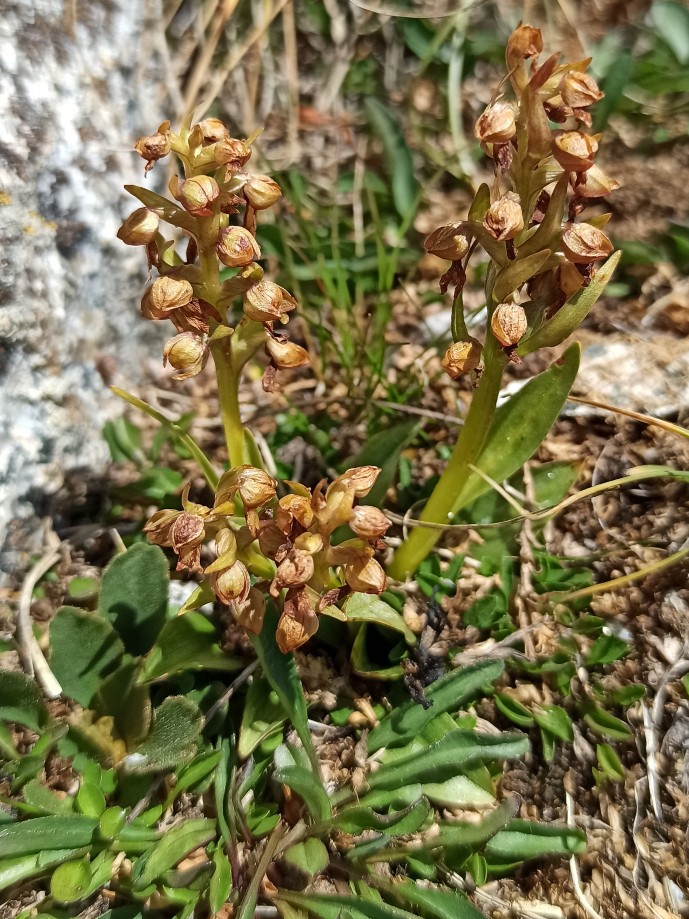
50;858;92;903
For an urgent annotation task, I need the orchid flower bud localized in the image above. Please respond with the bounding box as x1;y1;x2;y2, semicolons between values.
271;549;315;595
117;208;160;246
276;587;319;652
483;192;524;241
134;121;171;172
424;223;472;261
265;334;310;369
141;277;194;319
552;131;598;172
244;174;282;210
559;71;603;108
571;164;620;199
178;175;220;217
491;302;528;347
243;280;296;323
214;137;252;168
561;222;613;264
441;339;482;379
216;226;261;267
475;100;517;144
163;332;208;380
350;506;391;540
212;560;251;604
197;118;229;144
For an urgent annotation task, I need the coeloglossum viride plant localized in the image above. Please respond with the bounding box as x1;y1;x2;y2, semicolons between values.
387;23;621;581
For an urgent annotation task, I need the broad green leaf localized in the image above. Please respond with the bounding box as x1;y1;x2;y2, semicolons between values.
67;577;99;601
454;343;581;510
50;856;95;903
100;543;169;655
388;880;486;919
238;675;286;759
485;818;586;863
350;624;405;681
133;819;216;889
368;660;504;751
0;849;87;893
332;798;430;836
596;743;625;781
277;890;421;919
494;693;535;728
344;419;422;507
49;607;124;707
343;594;416;644
368;730;529;790
76;782;106;818
140;612;242;682
365;98;420;220
0;816;98;857
422;773;495;808
585;634;629;666
651;1;689;63
22;780;74;816
122;696;203;773
95;659;151;749
532;705;573;742
407;797;517;854
581;702;633;741
492;249;552;304
0;670;50;731
283;838;329;876
209;844;233;914
517;253;620;354
250;605;317;773
274;765;332;823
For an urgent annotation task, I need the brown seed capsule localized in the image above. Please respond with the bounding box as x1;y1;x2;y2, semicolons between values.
329;466;381;499
424;223;472;261
506;24;543;69
559;71;603;109
272;549;315;593
244;174;282;210
163;332;208;380
216;226;261;267
491;302;528;347
561;222;613;264
142;277;194;319
232;586;266;635
212;560;250;604
117;208;160;246
215;465;277;510
344;555;386;595
214;137;252;167
474;100;517;145
571;163;620;199
483;191;524;242
276;588;319;652
197;118;229;144
441;339;482;379
243;280;296;323
143;509;179;545
350;506;391;540
178;175;220;217
134;121;171;171
170;511;205;553
552;131;598;172
265;334;310;369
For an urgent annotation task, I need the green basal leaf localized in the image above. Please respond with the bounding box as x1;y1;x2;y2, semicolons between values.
581;702;633;741
409;797;517;855
163;749;222;810
0;670;50;731
596;743;626;781
238;676;286;759
250;605;318;774
283;838;329;876
49;606;124;707
368;730;529;790
132;819;215;890
0;816;98;857
485;818;586;863
0;849;88;893
332;798;430;836
209;844;233;914
22;779;74;816
494;693;535;728
350;624;405;681
100;543;169;656
140;612;242;682
343;594;416;644
532;705;573;742
517;252;620;354
276;890;421;919
76;782;106;818
454;343;581;510
387;881;485;919
422;772;495;808
51;852;114;904
273;764;332;823
122;696;203;773
369;659;504;751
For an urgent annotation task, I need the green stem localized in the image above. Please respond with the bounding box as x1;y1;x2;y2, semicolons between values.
211;337;247;468
387;336;507;580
